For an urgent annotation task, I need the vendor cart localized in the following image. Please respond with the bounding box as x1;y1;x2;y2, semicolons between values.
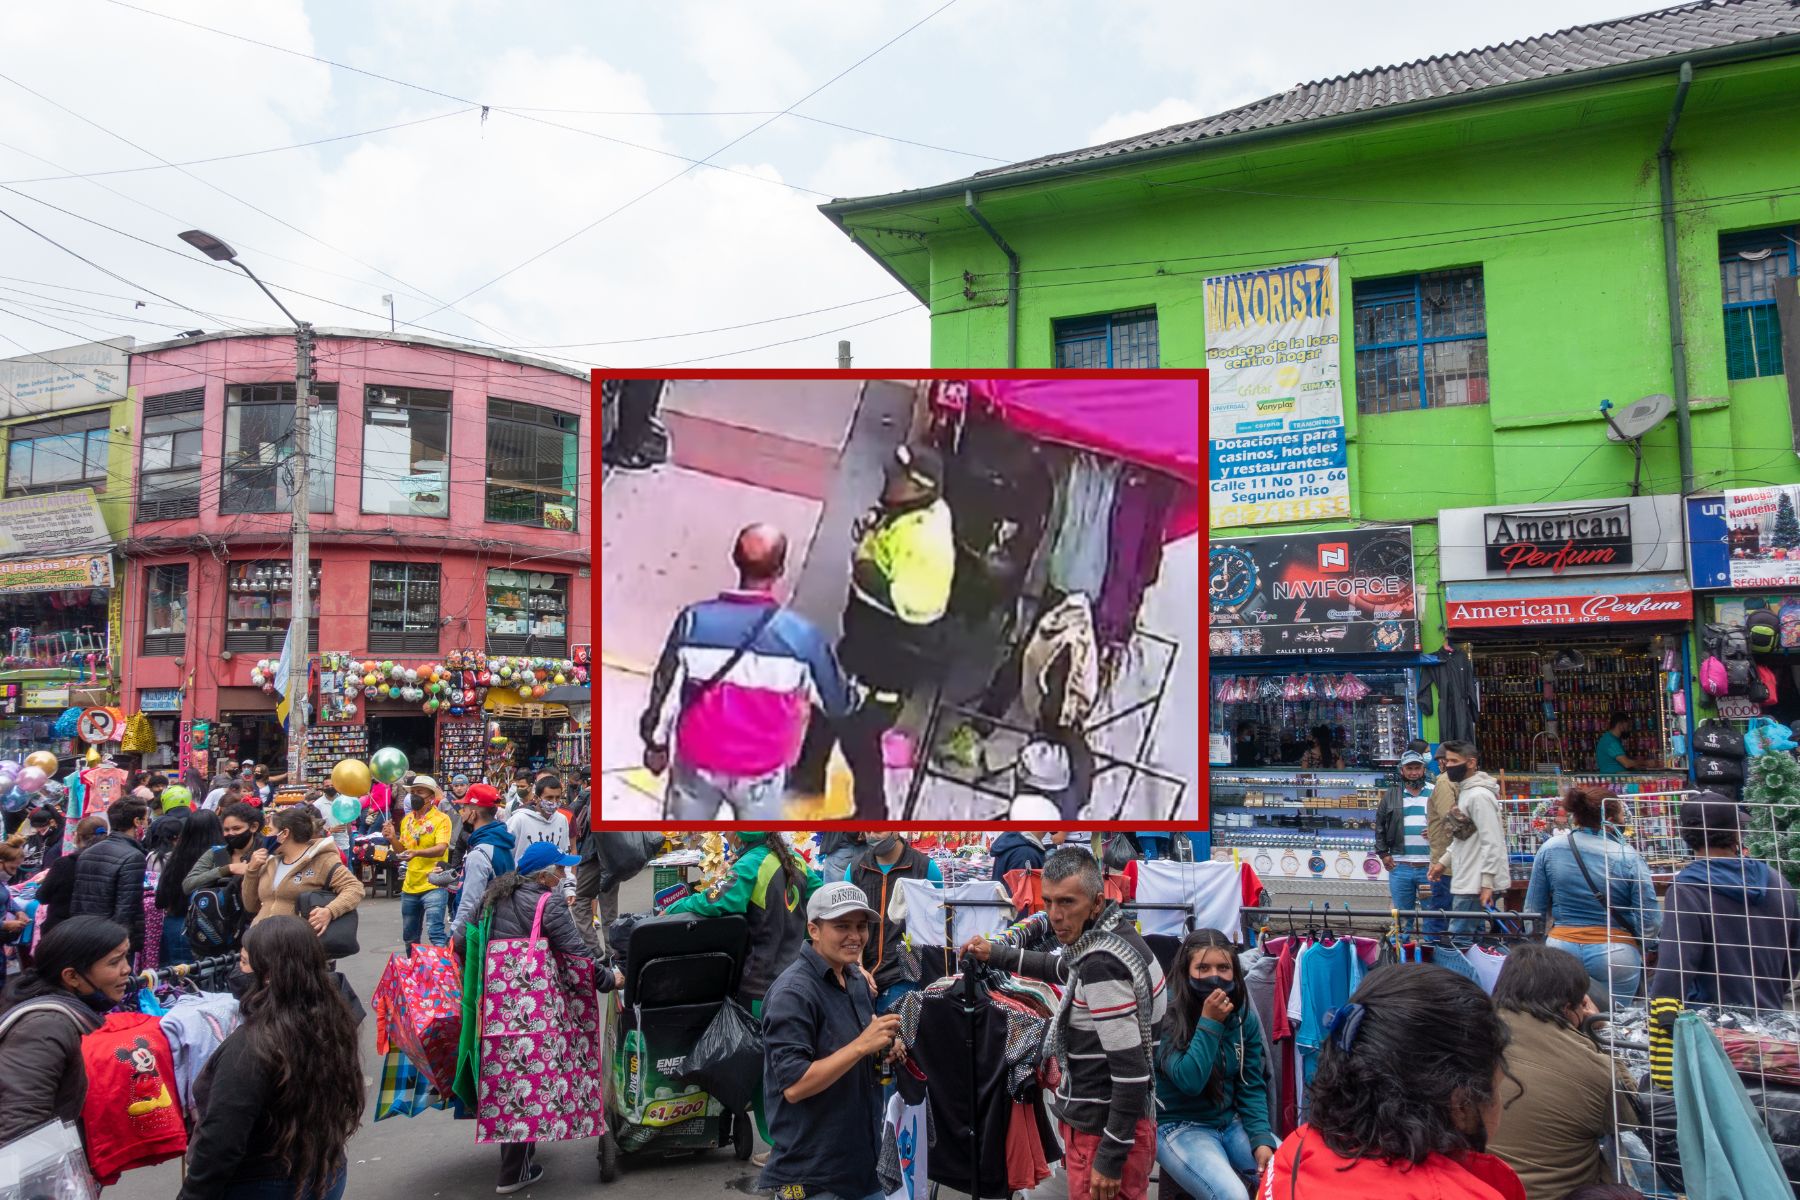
598;912;754;1181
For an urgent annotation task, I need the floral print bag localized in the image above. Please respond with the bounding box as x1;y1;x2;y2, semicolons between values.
474;892;605;1143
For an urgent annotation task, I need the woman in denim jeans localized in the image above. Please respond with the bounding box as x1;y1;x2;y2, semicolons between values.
1523;784;1661;1006
1153;929;1277;1199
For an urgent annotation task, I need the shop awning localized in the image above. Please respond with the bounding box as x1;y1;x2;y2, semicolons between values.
958;378;1201;540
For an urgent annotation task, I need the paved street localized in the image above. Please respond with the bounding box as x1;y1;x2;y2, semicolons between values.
108;867;1109;1199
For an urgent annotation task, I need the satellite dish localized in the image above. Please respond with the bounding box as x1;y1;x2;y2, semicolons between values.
1605;394;1674;442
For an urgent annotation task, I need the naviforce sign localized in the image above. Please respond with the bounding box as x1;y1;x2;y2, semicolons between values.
1484;505;1632;575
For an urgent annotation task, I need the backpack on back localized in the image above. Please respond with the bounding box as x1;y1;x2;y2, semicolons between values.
186;875;245;956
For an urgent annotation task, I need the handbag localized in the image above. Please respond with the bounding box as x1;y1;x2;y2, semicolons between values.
373;1047;448;1121
373;947;463;1094
296;888;360;958
475;893;606;1144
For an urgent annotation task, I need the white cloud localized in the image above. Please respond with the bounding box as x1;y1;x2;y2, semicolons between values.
1088;97;1205;147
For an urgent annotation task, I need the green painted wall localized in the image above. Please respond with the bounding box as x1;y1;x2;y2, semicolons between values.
0;395;135;539
838;55;1800;702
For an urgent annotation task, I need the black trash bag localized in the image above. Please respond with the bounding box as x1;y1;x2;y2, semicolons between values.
607;912;646;958
598;831;664;892
675;997;763;1113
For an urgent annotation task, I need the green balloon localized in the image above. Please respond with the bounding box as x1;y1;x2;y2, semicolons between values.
332;795;360;824
370;746;409;783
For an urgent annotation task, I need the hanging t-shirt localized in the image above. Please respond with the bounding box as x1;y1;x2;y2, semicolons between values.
883;1091;930;1200
1295;939;1363;1100
1135;860;1244;940
1462;945;1507;994
901;878;1011;948
1047;454;1119;598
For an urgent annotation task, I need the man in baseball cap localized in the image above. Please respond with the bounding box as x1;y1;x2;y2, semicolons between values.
1376;750;1448;935
449;783;516;942
758;880;899;1200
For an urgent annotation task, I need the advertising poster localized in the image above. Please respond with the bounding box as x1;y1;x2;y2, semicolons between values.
1725;484;1800;588
1209;526;1417;656
1204;258;1347;528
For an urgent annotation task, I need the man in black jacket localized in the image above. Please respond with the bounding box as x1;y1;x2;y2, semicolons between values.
70;796;149;958
990;831;1048;882
847;833;938;1013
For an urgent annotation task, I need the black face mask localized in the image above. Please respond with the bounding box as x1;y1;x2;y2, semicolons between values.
869;834;901;857
70;971;116;1014
1187;974;1231;1005
1444;763;1472;783
225;830;255;851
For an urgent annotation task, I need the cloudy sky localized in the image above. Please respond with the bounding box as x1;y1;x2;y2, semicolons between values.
0;0;1660;373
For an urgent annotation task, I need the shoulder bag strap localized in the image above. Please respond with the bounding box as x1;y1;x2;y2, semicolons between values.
0;999;86;1042
1567;833;1638;939
693;605;782;699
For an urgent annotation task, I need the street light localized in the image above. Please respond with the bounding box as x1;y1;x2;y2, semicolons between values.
178;228;315;781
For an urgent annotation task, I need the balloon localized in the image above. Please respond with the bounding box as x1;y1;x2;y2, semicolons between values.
24;750;58;775
0;774;16;793
16;766;46;793
331;758;372;797
160;785;192;811
0;760;17;776
85;745;101;765
370;746;409;784
331;794;360;824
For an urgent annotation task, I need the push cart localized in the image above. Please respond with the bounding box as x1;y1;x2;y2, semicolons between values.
598;912;755;1181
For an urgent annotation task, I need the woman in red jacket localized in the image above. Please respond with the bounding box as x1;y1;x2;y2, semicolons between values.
1263;965;1526;1200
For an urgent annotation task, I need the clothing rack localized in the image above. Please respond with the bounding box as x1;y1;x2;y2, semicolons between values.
137;954;237;989
1240;904;1548;941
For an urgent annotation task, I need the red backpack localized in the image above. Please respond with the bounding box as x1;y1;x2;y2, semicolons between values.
79;1012;188;1184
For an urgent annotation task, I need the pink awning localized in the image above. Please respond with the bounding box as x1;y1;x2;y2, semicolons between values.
958;378;1202;540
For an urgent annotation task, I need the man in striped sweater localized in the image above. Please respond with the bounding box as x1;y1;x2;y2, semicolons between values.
963;846;1167;1200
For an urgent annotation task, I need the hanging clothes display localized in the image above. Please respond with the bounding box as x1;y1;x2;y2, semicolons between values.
79;1011;188;1185
1094;465;1179;645
1419;645;1478;743
1019;593;1100;730
895;973;1061;1198
879;1091;931;1200
1046;454;1119;598
156;991;242;1116
1672;1010;1791;1200
1133;860;1246;940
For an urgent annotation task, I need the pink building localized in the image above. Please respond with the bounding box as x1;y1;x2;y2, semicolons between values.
121;330;591;781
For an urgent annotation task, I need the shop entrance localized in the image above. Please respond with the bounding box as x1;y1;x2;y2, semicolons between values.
220;714;285;774
368;714;437;774
493;716;567;776
1467;633;1676;774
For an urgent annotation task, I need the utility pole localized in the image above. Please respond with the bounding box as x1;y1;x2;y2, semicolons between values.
177;229;317;781
837;339;852;369
382;294;395;332
289;321;314;782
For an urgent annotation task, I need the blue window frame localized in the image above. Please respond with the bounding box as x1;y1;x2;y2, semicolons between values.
1352;268;1488;414
1053;307;1159;368
1721;228;1796;380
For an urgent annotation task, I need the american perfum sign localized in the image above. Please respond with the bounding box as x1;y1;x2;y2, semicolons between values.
1439;495;1684;582
1446;590;1691;629
1484;504;1632;575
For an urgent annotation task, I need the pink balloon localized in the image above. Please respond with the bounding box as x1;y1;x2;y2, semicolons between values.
15;765;46;793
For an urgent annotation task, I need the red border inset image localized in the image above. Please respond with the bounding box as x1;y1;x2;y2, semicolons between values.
595;370;1204;831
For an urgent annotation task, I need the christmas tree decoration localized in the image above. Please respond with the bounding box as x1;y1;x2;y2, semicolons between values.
1744;751;1800;886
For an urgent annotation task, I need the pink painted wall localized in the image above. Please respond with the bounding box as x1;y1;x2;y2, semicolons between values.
122;333;590;726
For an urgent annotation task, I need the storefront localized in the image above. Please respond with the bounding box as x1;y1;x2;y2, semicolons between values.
0;491;121;759
1688;487;1800;725
1439;495;1693;776
1207;526;1423;890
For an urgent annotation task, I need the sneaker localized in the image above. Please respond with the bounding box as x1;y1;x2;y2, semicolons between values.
750;1149;771;1168
496;1162;544;1194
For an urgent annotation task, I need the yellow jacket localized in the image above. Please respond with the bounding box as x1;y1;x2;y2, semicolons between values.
852;498;955;625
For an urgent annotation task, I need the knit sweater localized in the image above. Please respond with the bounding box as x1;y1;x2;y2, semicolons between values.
987;903;1167;1177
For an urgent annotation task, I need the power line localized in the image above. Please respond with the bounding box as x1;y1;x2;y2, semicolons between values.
413;0;964;321
646;305;921;367
0;108;476;185
0;69;528;349
509;290;909;348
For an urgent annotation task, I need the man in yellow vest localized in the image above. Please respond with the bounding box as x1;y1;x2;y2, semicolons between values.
834;443;956;820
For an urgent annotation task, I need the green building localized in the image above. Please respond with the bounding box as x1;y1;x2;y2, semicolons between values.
826;2;1800;861
0;339;135;753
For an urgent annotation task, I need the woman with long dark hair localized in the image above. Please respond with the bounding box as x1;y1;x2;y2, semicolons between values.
0;915;132;1143
1154;928;1276;1199
35;814;107;932
1299;724;1345;769
177;916;363;1199
1264;965;1526;1199
1486;944;1634;1200
1524;784;1660;1006
154;808;222;966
